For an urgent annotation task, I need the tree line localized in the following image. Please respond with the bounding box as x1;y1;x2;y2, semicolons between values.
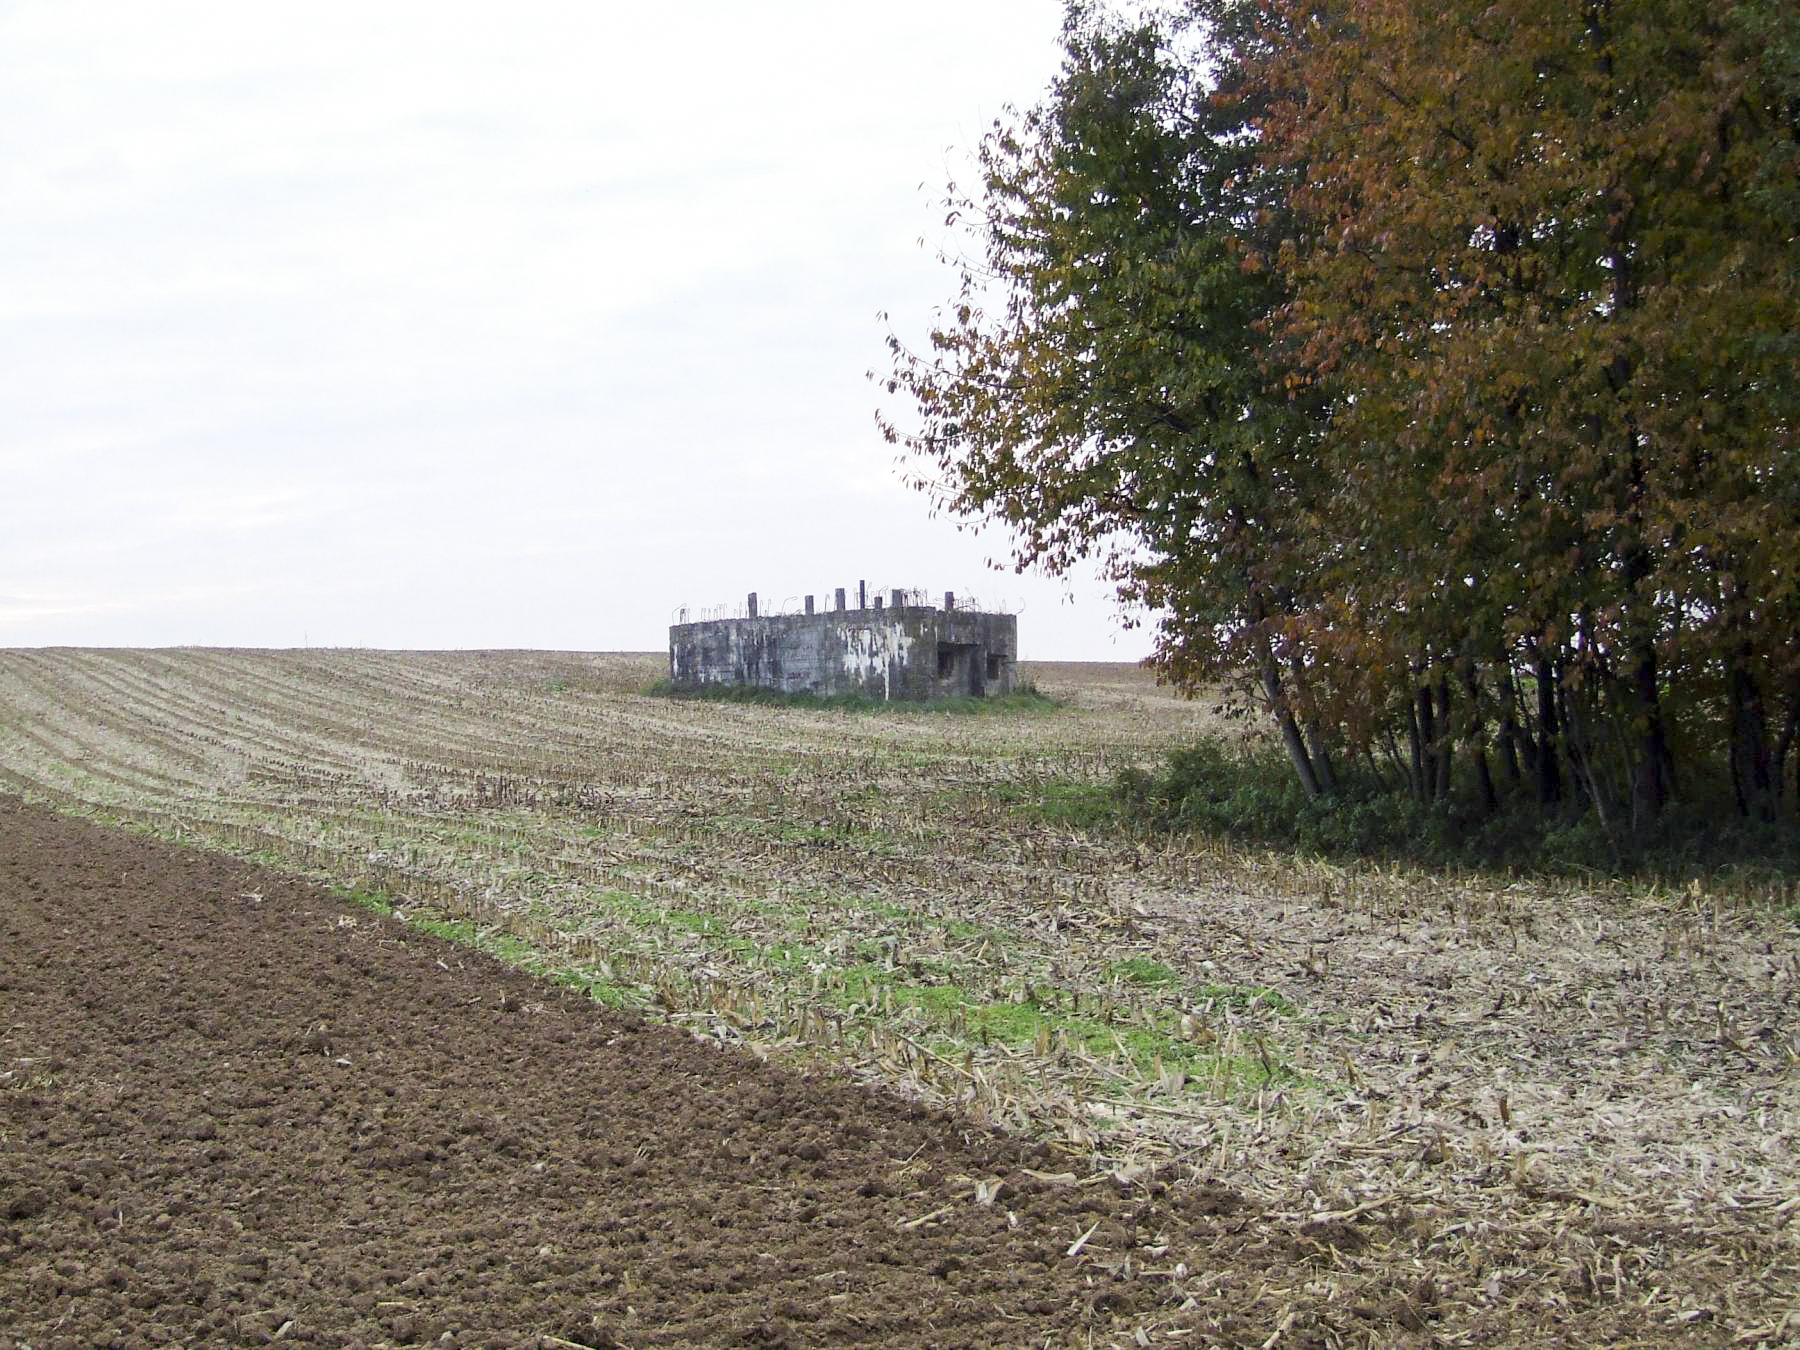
881;0;1799;844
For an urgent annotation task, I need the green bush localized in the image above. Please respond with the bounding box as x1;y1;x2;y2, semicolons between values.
1111;738;1800;890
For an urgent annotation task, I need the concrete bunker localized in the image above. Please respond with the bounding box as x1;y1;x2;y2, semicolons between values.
669;584;1017;701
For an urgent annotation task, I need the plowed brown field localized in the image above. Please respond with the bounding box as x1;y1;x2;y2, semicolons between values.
3;797;1247;1348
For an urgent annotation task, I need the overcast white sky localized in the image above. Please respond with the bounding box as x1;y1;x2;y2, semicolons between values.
0;1;1154;659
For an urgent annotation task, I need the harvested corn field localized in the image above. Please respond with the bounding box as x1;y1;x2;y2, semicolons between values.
1;648;1795;1345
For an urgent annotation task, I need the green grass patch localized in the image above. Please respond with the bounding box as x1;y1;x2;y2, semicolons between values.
1193;983;1296;1015
1109;957;1179;987
829;961;1294;1092
335;884;396;917
984;780;1119;829
330;885;636;1007
324;873;1295;1102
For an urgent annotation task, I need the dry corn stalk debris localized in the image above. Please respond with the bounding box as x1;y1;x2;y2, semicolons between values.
0;647;1795;1342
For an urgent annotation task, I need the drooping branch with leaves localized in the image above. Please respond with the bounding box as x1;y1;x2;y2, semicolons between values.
880;2;1344;798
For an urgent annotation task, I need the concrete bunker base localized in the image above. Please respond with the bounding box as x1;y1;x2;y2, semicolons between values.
669;592;1017;701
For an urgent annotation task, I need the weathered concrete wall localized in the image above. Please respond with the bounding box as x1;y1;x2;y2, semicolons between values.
669;600;1017;700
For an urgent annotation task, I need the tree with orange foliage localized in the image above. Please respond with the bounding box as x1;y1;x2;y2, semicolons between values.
883;0;1798;839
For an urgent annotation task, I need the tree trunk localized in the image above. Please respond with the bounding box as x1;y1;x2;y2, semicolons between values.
1534;652;1562;806
1775;681;1800;814
1464;664;1498;814
1728;648;1776;821
1305;722;1338;795
1255;629;1322;800
1474;742;1498;814
1433;676;1454;801
1560;689;1617;849
1413;682;1435;801
1558;673;1593;804
1497;663;1523;786
1628;640;1670;831
1285;653;1338;795
1589;0;1666;833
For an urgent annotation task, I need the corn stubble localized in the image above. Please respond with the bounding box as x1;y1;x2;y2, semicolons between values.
0;647;1794;1341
